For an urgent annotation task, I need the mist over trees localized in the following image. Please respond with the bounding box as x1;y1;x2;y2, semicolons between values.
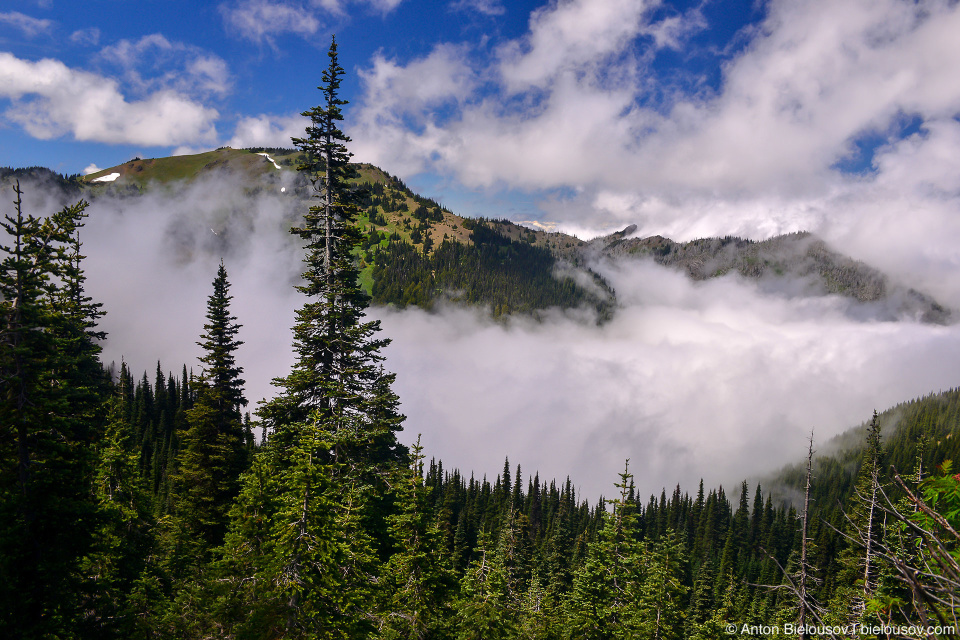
2;39;960;639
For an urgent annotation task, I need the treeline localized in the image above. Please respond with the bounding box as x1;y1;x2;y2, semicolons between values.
371;219;614;318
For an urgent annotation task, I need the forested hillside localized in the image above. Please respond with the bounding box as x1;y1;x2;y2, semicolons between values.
2;41;959;640
4;138;950;324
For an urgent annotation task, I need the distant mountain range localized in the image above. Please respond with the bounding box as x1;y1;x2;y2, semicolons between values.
2;148;951;323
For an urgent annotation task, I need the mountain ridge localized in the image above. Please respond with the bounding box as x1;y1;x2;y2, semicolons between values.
3;147;951;323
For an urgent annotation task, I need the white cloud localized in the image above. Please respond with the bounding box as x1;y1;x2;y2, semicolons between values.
351;44;478;174
97;34;232;98
354;0;960;197
348;0;960;308
69;27;100;46
227;113;308;148
359;0;404;13
640;6;706;51
450;0;505;16
359;45;477;120
82;163;101;175
221;0;407;44
498;0;654;92
222;0;321;44
38;166;956;500
377;276;960;498
0;52;219;146
0;12;53;38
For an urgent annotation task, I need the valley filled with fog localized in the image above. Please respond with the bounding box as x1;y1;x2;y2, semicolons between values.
31;172;955;499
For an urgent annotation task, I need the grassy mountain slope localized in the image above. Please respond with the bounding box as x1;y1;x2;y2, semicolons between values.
6;148;950;321
74;148;611;317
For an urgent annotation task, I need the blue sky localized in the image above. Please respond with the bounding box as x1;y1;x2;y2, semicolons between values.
3;0;960;243
2;0;765;216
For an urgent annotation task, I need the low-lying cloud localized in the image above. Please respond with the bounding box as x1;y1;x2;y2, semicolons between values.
378;262;960;499
26;172;956;500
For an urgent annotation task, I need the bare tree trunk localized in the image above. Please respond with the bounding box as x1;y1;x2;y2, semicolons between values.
799;430;814;640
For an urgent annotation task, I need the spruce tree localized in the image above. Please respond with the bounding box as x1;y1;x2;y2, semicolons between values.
375;437;454;638
261;35;402;458
565;461;644;639
173;261;248;550
221;36;406;638
80;362;157;639
0;184;105;637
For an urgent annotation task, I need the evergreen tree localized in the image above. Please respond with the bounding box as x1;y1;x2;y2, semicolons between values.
636;529;688;640
80;363;157;639
261;35;400;448
220;37;406;638
565;461;644;639
173;261;248;550
455;529;517;640
830;410;885;629
0;184;105;638
375;437;455;638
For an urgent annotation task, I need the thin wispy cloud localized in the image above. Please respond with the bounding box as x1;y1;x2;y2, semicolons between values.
69;27;100;47
221;0;322;45
97;34;233;98
0;11;53;38
450;0;505;17
220;0;406;45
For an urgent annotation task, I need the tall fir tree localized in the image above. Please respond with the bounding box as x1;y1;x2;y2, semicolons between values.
220;36;407;638
173;261;248;551
565;461;644;639
0;184;105;638
261;35;403;459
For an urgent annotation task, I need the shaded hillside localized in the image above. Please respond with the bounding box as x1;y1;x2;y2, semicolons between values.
769;386;960;520
370;218;615;319
590;229;951;323
74;148;609;318
6;149;951;321
0;166;82;201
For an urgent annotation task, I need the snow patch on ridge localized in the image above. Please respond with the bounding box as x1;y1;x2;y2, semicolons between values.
257;153;281;170
92;172;120;182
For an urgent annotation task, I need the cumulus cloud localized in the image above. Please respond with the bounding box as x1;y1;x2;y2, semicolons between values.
0;52;219;146
227;112;308;149
351;44;477;171
351;0;960;197
498;0;653;91
0;11;53;38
